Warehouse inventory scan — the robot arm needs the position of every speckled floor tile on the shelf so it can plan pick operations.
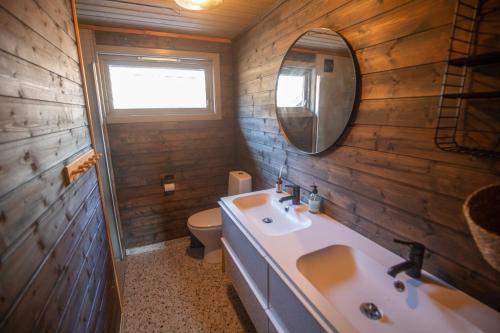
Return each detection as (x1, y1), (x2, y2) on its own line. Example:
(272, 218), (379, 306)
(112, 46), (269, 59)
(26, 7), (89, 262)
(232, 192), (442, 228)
(122, 237), (256, 333)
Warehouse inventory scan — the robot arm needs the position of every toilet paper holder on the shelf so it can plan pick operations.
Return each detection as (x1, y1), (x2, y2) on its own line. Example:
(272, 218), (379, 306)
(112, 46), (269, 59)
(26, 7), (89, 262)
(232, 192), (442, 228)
(161, 174), (175, 195)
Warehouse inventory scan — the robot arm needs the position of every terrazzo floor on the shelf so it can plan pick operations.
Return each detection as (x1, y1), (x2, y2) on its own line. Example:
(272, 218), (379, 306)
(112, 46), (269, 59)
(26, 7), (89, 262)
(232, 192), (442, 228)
(122, 237), (256, 333)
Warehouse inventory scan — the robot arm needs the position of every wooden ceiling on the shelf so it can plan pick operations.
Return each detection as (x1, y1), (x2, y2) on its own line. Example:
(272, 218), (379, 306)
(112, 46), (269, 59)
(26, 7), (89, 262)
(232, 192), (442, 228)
(295, 32), (347, 52)
(76, 0), (283, 40)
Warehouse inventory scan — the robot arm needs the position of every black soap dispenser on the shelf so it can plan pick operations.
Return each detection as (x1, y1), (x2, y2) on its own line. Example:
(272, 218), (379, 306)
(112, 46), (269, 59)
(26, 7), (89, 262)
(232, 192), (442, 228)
(276, 176), (283, 193)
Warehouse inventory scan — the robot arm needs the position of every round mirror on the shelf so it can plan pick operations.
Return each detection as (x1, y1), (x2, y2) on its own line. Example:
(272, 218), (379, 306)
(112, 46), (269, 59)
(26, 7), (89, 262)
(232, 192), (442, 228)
(276, 28), (359, 154)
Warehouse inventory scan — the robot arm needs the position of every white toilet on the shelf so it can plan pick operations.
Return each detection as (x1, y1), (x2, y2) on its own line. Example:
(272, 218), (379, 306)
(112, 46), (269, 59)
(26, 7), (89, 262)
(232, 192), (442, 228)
(187, 171), (251, 263)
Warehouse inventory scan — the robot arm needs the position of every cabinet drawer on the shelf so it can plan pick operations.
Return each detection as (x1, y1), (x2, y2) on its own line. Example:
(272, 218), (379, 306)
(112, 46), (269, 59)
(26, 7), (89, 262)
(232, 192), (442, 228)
(221, 207), (268, 302)
(269, 267), (325, 333)
(223, 239), (268, 333)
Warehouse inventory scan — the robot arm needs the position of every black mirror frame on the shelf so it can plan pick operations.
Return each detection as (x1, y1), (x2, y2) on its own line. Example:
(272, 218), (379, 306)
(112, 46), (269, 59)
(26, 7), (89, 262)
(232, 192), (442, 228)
(274, 28), (361, 155)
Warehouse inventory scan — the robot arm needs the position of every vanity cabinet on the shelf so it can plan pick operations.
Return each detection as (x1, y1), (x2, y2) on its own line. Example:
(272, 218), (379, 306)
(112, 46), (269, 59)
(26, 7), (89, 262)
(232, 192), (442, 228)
(222, 209), (268, 301)
(223, 239), (269, 333)
(221, 207), (326, 333)
(268, 267), (325, 333)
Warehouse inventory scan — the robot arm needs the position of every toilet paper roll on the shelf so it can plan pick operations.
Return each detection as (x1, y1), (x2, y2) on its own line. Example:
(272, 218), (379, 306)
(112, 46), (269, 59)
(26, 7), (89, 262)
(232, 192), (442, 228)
(163, 183), (175, 193)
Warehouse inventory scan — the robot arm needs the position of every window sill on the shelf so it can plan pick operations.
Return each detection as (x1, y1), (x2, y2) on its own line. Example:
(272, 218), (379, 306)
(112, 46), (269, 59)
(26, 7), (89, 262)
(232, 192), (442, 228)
(106, 112), (222, 124)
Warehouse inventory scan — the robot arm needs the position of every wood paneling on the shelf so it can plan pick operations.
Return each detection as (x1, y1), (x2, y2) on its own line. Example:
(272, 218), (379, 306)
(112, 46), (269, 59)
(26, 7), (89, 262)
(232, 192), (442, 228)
(92, 31), (235, 248)
(234, 0), (500, 310)
(0, 0), (120, 331)
(76, 0), (283, 39)
(80, 24), (232, 44)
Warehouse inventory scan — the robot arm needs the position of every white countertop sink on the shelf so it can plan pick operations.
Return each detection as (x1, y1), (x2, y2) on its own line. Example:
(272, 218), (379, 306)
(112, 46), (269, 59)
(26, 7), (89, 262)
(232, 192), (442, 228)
(232, 192), (311, 236)
(297, 244), (486, 332)
(220, 189), (500, 333)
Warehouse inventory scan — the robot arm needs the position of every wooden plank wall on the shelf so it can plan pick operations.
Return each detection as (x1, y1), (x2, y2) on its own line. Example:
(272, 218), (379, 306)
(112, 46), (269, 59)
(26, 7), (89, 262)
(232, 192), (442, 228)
(0, 0), (120, 331)
(234, 0), (500, 310)
(92, 31), (235, 248)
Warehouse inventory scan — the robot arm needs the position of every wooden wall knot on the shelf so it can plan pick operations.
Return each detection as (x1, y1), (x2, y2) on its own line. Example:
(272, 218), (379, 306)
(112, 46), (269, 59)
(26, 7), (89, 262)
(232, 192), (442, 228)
(37, 239), (45, 251)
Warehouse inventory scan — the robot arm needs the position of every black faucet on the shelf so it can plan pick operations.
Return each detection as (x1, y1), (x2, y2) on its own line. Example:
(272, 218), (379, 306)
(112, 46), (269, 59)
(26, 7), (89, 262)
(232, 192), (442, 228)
(278, 185), (301, 205)
(387, 239), (426, 279)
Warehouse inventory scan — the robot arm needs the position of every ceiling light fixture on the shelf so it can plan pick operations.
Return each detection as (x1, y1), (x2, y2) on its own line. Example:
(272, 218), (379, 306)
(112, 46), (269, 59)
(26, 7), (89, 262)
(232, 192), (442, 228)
(175, 0), (223, 11)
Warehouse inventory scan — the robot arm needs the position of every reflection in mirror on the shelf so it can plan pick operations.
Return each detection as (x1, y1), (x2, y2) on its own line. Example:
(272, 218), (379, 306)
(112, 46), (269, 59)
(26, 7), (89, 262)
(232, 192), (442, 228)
(276, 28), (358, 154)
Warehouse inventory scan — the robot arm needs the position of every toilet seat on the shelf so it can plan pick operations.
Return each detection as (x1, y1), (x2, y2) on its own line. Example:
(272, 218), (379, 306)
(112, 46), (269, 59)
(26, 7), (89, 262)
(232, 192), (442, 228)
(187, 208), (221, 229)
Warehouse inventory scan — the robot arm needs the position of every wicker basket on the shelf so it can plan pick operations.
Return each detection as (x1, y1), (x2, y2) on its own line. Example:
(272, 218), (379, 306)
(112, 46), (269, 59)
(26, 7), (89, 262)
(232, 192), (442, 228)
(463, 183), (500, 271)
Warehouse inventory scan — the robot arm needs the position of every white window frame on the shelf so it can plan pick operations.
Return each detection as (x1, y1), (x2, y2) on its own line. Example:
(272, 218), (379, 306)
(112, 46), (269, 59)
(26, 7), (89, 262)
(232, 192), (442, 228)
(96, 45), (222, 123)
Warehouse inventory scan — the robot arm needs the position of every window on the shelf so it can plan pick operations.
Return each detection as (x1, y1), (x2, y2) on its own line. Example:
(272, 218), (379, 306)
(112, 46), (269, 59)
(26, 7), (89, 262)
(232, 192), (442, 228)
(108, 66), (207, 109)
(276, 67), (314, 110)
(277, 74), (307, 107)
(97, 47), (221, 123)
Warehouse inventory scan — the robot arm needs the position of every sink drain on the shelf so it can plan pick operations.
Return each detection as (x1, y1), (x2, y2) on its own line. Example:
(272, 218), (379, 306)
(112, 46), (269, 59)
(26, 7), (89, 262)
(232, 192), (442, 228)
(262, 217), (273, 224)
(394, 280), (405, 292)
(360, 302), (382, 320)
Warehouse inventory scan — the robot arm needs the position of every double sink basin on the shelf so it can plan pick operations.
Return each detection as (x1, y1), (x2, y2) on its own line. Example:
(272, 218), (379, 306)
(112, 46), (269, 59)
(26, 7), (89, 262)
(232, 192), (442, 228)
(225, 190), (499, 333)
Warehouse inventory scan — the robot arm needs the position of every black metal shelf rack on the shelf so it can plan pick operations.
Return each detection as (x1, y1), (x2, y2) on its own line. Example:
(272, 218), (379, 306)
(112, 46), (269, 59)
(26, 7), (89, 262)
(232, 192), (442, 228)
(448, 51), (500, 66)
(435, 0), (500, 158)
(443, 91), (500, 99)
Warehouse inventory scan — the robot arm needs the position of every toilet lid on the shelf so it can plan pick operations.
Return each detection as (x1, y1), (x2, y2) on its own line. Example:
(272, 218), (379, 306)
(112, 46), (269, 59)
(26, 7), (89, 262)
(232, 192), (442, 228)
(188, 208), (221, 228)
